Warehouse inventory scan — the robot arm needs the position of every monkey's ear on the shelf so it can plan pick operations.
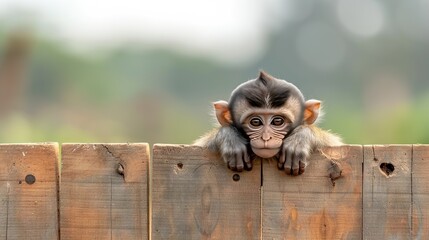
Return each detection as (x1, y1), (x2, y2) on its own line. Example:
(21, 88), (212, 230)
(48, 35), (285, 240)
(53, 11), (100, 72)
(303, 99), (321, 124)
(213, 100), (232, 126)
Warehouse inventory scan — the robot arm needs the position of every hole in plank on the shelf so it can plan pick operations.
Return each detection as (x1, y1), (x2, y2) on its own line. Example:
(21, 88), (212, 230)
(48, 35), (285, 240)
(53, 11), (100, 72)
(232, 174), (240, 182)
(117, 163), (125, 176)
(25, 174), (36, 184)
(380, 162), (395, 176)
(177, 163), (183, 169)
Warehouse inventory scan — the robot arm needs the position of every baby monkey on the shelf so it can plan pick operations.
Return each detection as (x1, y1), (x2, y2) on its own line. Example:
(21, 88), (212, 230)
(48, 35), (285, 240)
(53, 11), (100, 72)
(195, 71), (342, 176)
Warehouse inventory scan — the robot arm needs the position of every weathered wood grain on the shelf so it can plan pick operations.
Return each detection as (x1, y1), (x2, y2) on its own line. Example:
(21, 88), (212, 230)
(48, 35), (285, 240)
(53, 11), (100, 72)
(0, 143), (60, 239)
(60, 143), (149, 240)
(363, 145), (412, 239)
(151, 144), (261, 239)
(411, 144), (429, 238)
(262, 145), (363, 239)
(0, 143), (425, 238)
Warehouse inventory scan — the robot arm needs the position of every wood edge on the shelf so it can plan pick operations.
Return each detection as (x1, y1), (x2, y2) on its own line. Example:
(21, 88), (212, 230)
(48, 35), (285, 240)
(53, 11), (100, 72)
(318, 145), (363, 160)
(153, 144), (205, 156)
(153, 143), (196, 149)
(61, 142), (150, 147)
(363, 144), (414, 156)
(61, 142), (151, 154)
(412, 144), (429, 150)
(363, 144), (413, 148)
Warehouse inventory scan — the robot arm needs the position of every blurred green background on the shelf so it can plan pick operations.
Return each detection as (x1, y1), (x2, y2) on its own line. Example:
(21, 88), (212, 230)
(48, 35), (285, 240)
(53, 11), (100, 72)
(1, 0), (429, 144)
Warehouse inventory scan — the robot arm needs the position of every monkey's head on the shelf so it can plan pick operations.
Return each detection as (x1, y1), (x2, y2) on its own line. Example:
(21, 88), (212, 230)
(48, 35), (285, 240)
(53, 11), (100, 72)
(214, 71), (321, 158)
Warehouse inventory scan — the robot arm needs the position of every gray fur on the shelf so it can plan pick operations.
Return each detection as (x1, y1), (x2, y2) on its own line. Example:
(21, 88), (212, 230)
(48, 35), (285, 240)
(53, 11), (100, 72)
(194, 71), (343, 175)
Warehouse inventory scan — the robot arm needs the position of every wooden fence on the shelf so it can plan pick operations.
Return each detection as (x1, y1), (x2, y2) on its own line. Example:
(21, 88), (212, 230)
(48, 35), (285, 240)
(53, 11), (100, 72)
(0, 143), (427, 239)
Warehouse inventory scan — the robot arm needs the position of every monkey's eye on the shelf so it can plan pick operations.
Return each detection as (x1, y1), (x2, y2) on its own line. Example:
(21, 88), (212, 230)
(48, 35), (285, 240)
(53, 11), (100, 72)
(249, 117), (263, 127)
(271, 117), (285, 126)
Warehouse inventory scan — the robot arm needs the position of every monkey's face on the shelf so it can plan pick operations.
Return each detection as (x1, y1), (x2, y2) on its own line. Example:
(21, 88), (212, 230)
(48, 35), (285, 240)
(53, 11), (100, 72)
(240, 108), (295, 158)
(213, 71), (306, 159)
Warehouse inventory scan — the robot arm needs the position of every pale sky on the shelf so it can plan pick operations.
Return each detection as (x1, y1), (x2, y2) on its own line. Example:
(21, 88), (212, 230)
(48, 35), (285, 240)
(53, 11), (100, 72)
(0, 0), (287, 63)
(0, 0), (407, 66)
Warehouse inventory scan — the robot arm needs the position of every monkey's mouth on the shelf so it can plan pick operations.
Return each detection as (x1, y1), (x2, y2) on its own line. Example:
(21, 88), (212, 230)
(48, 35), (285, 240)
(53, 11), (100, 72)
(252, 147), (280, 159)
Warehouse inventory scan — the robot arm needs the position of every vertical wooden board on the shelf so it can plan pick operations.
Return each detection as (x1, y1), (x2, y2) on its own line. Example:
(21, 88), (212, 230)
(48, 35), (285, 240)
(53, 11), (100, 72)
(363, 145), (412, 239)
(412, 145), (429, 238)
(262, 145), (363, 239)
(0, 143), (60, 239)
(60, 143), (149, 240)
(151, 144), (261, 239)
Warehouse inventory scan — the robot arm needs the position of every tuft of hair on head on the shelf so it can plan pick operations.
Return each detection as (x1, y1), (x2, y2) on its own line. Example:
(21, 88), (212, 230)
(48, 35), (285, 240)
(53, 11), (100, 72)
(258, 70), (275, 86)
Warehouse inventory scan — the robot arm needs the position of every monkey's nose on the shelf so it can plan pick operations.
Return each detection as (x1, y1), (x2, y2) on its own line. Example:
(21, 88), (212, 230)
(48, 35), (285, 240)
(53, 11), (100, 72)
(262, 133), (271, 141)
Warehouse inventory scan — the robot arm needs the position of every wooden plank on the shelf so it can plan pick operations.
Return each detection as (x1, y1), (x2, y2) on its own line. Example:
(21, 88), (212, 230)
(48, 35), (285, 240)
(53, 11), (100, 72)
(262, 145), (363, 239)
(363, 145), (412, 239)
(60, 143), (149, 240)
(0, 143), (60, 239)
(411, 144), (429, 238)
(151, 144), (261, 239)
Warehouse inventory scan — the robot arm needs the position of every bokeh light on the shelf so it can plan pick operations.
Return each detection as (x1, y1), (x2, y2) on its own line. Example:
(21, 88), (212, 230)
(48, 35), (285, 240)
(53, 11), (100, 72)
(337, 0), (385, 38)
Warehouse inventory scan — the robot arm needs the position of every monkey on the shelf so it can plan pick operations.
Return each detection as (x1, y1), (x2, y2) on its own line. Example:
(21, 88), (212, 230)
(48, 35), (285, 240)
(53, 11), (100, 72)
(194, 71), (342, 176)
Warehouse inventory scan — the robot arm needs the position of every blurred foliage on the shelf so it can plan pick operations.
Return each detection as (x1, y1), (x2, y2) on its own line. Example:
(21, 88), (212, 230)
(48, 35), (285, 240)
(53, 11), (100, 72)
(1, 1), (429, 144)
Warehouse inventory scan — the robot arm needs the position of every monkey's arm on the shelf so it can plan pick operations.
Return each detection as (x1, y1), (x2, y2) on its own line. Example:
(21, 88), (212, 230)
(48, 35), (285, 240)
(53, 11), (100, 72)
(194, 126), (252, 171)
(278, 125), (342, 175)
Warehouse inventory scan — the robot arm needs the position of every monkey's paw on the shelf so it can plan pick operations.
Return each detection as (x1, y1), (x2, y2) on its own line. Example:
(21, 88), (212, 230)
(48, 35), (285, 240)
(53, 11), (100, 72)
(278, 137), (311, 176)
(221, 144), (252, 172)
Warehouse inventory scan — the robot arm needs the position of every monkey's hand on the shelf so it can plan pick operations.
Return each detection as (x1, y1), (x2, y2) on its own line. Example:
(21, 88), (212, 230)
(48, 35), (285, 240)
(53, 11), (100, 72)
(212, 126), (252, 172)
(278, 126), (313, 176)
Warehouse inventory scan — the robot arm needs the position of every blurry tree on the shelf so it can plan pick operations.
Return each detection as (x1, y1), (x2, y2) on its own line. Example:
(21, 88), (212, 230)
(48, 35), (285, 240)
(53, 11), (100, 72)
(0, 32), (31, 116)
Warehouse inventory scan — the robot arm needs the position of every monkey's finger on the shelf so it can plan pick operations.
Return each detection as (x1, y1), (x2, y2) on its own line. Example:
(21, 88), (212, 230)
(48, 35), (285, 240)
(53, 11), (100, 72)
(278, 149), (286, 169)
(227, 164), (236, 171)
(226, 155), (237, 171)
(299, 161), (306, 174)
(292, 162), (299, 176)
(235, 152), (244, 172)
(243, 150), (252, 170)
(292, 153), (303, 176)
(284, 151), (293, 175)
